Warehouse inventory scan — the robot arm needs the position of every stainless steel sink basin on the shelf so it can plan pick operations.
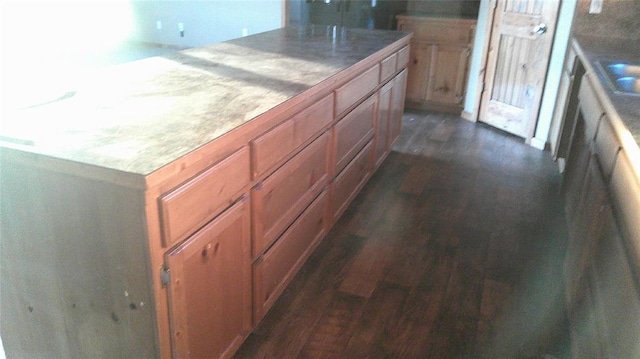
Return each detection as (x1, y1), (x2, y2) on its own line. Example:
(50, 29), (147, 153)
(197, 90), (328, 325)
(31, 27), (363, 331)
(598, 61), (640, 95)
(616, 77), (640, 93)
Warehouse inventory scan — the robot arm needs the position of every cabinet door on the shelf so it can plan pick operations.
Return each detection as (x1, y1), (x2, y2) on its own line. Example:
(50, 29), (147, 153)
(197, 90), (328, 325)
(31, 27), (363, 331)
(374, 81), (393, 168)
(589, 203), (640, 358)
(562, 111), (592, 225)
(165, 199), (251, 359)
(564, 154), (607, 307)
(427, 45), (468, 105)
(405, 43), (433, 103)
(390, 69), (408, 147)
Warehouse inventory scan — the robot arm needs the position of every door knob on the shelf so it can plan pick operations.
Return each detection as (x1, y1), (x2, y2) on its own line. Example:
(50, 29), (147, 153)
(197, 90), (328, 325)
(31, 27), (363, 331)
(533, 23), (547, 35)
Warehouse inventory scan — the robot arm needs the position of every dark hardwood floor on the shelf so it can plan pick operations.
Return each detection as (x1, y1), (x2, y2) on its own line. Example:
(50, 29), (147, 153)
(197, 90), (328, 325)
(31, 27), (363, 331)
(235, 110), (571, 359)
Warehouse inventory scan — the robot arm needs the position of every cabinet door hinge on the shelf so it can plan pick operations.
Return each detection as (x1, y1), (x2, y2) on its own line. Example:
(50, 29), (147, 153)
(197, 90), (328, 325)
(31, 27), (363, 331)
(161, 267), (171, 287)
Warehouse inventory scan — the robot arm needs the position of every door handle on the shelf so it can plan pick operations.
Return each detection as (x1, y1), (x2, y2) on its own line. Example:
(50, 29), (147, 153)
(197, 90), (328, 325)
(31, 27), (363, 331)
(532, 23), (547, 35)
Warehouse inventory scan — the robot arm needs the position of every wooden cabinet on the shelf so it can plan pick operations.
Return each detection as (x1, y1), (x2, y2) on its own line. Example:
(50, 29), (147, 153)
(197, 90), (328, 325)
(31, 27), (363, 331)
(562, 72), (640, 358)
(397, 15), (476, 113)
(165, 198), (251, 359)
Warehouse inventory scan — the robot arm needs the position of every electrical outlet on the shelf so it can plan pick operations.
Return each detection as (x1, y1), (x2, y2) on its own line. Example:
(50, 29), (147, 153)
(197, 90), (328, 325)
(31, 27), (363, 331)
(156, 20), (162, 30)
(589, 0), (603, 14)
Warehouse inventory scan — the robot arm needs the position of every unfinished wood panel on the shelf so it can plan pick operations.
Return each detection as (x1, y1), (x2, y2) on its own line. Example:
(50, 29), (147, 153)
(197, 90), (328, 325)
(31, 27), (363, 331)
(428, 45), (469, 105)
(251, 94), (333, 179)
(165, 198), (251, 359)
(253, 190), (329, 324)
(333, 95), (376, 175)
(0, 160), (155, 358)
(159, 147), (250, 248)
(252, 132), (330, 258)
(335, 65), (380, 118)
(331, 141), (374, 222)
(405, 43), (434, 103)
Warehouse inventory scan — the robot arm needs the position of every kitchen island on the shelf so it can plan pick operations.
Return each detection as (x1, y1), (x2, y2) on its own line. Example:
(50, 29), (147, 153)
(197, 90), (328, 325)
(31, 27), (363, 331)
(0, 26), (411, 358)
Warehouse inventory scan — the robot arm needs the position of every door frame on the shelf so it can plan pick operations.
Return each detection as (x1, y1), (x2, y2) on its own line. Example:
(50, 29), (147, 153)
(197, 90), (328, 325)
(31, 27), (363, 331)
(466, 0), (574, 149)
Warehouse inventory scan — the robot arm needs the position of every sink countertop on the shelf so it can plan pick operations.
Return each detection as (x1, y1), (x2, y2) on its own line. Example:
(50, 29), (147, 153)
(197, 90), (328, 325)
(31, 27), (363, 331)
(0, 26), (410, 177)
(572, 35), (640, 143)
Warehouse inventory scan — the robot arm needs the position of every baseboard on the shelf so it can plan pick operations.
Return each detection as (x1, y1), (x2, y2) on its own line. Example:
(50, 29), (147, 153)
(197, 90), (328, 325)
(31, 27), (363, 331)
(460, 110), (476, 122)
(530, 137), (546, 151)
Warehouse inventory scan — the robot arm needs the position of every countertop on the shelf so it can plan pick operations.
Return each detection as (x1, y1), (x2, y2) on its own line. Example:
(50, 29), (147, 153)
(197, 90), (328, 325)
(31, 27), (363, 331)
(572, 35), (640, 176)
(0, 26), (410, 176)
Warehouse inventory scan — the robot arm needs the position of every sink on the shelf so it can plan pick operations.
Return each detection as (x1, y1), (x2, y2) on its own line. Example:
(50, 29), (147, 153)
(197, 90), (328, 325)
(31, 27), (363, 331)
(616, 77), (640, 93)
(598, 61), (640, 95)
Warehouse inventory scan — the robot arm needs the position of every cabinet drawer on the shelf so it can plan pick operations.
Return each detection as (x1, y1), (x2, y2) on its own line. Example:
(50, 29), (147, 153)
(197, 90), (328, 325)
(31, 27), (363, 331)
(594, 117), (621, 179)
(331, 141), (373, 222)
(609, 150), (640, 266)
(253, 189), (328, 324)
(159, 147), (250, 247)
(333, 95), (376, 175)
(397, 46), (410, 71)
(579, 74), (605, 141)
(335, 64), (380, 117)
(251, 94), (333, 179)
(252, 132), (330, 258)
(380, 53), (398, 83)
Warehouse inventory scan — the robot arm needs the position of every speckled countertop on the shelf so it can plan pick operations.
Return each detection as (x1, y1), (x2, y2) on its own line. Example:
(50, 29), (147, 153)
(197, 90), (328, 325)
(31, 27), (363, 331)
(0, 26), (409, 176)
(572, 35), (640, 145)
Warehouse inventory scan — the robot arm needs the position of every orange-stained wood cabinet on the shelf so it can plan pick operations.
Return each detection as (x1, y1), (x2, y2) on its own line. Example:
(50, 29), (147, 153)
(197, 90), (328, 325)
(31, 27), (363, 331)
(331, 141), (374, 221)
(333, 95), (376, 175)
(252, 131), (330, 258)
(375, 81), (393, 168)
(253, 189), (329, 323)
(165, 198), (251, 359)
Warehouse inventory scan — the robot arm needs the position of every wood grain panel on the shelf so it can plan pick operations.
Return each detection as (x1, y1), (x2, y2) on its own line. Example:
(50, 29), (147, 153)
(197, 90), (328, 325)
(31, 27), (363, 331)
(253, 190), (329, 324)
(333, 95), (376, 175)
(159, 147), (250, 248)
(335, 65), (380, 118)
(252, 132), (330, 258)
(380, 53), (398, 83)
(331, 141), (373, 222)
(165, 198), (251, 359)
(251, 94), (333, 180)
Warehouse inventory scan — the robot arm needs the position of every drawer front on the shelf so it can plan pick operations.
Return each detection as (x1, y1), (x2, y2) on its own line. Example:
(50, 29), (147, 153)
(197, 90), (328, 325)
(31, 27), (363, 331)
(609, 150), (640, 266)
(333, 95), (376, 175)
(396, 46), (410, 71)
(251, 94), (333, 179)
(331, 141), (373, 221)
(159, 147), (250, 247)
(335, 64), (380, 117)
(252, 131), (330, 257)
(380, 53), (398, 83)
(579, 74), (605, 140)
(594, 117), (621, 179)
(253, 189), (328, 324)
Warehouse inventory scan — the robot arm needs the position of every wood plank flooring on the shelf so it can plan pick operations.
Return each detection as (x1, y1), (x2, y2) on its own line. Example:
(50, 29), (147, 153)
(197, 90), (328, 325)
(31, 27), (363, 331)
(235, 110), (570, 359)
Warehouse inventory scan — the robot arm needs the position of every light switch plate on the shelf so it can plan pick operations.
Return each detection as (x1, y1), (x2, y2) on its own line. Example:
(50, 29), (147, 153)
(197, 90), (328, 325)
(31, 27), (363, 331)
(589, 0), (603, 14)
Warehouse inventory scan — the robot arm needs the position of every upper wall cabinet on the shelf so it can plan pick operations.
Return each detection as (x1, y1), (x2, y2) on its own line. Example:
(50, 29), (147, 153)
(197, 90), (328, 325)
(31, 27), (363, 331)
(397, 15), (476, 113)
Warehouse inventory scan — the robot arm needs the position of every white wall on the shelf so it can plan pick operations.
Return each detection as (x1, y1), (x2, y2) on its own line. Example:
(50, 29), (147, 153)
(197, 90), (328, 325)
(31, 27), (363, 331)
(463, 0), (577, 149)
(129, 0), (283, 48)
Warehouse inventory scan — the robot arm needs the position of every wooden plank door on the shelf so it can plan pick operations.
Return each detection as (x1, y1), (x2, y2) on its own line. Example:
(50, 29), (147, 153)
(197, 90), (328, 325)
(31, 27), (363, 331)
(479, 0), (560, 140)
